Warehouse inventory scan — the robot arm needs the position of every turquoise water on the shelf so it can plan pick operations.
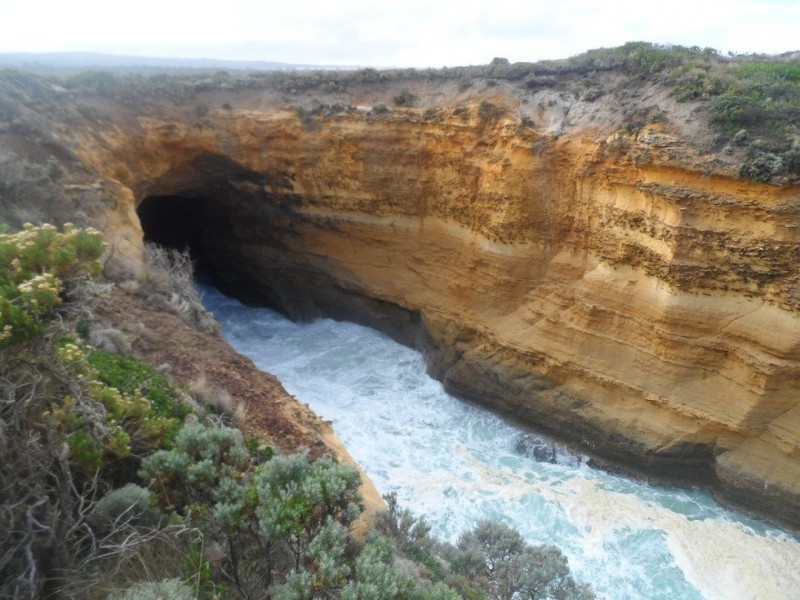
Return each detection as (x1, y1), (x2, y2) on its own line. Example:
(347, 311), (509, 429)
(202, 286), (800, 600)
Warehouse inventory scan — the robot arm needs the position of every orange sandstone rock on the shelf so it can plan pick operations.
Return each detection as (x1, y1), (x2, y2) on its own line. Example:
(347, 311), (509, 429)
(14, 81), (800, 529)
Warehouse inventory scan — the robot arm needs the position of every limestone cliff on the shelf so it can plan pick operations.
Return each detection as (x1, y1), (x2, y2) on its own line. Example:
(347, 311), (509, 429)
(2, 62), (800, 529)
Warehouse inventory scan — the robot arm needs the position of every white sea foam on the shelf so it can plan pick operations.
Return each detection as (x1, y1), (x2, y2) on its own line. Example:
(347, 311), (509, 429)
(202, 286), (800, 600)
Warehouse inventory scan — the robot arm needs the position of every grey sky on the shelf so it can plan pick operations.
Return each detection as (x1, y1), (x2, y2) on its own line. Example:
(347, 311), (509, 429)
(1, 0), (798, 67)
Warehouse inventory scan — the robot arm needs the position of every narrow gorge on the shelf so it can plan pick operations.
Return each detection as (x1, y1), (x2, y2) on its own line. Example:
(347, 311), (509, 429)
(2, 59), (800, 530)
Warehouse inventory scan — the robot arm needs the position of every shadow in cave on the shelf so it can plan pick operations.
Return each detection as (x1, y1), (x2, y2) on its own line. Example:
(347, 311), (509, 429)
(136, 195), (216, 284)
(136, 186), (310, 320)
(136, 192), (433, 350)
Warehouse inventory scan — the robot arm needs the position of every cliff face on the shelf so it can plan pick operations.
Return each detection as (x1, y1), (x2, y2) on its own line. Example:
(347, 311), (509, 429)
(4, 74), (800, 527)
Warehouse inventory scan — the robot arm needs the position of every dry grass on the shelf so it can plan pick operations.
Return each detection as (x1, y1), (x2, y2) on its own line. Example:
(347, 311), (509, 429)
(124, 244), (219, 334)
(187, 374), (246, 426)
(57, 527), (205, 600)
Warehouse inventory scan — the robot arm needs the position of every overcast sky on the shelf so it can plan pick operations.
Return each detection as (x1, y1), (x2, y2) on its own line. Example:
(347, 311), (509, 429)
(1, 0), (798, 67)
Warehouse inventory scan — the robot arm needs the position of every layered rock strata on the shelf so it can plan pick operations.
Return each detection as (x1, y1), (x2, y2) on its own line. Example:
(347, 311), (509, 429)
(10, 83), (800, 528)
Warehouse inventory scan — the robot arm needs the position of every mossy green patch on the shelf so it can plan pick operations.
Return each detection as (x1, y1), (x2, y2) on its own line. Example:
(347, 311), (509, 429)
(87, 350), (190, 422)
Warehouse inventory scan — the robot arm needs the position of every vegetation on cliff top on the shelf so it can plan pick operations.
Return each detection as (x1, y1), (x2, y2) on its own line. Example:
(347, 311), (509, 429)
(563, 43), (800, 181)
(0, 223), (594, 599)
(1, 42), (798, 186)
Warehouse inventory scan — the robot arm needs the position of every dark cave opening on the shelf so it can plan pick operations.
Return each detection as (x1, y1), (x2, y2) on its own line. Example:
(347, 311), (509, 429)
(135, 188), (433, 352)
(137, 195), (206, 260)
(136, 195), (215, 282)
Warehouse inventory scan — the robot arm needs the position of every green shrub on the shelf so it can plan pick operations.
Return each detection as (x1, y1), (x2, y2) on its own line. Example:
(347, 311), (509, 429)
(708, 62), (800, 143)
(373, 497), (596, 599)
(109, 578), (196, 600)
(54, 341), (186, 458)
(271, 520), (351, 599)
(141, 420), (367, 595)
(140, 420), (250, 512)
(739, 148), (784, 182)
(374, 491), (433, 554)
(88, 350), (189, 421)
(89, 483), (159, 533)
(478, 101), (503, 123)
(711, 93), (772, 135)
(355, 67), (382, 83)
(0, 223), (103, 345)
(254, 451), (362, 569)
(341, 535), (415, 600)
(394, 89), (417, 107)
(423, 108), (442, 121)
(453, 520), (595, 600)
(295, 106), (315, 127)
(245, 435), (275, 463)
(732, 61), (800, 84)
(67, 429), (104, 470)
(784, 147), (800, 176)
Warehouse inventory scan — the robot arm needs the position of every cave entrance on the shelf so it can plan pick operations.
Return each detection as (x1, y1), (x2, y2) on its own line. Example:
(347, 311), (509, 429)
(135, 185), (434, 350)
(136, 195), (214, 282)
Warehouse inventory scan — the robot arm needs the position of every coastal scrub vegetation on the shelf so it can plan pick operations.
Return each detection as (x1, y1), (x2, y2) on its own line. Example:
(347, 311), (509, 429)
(561, 43), (800, 179)
(1, 42), (799, 183)
(0, 222), (594, 598)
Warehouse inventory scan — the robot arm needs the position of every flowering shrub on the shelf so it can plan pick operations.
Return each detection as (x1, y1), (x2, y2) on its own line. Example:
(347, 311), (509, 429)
(0, 222), (104, 345)
(0, 224), (189, 471)
(0, 223), (191, 596)
(49, 340), (185, 469)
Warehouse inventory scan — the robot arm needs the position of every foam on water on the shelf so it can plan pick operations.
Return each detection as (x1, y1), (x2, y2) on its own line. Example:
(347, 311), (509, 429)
(202, 286), (800, 600)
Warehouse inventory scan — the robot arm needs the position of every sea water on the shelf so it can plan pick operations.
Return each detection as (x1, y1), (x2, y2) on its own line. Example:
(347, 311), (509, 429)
(201, 286), (800, 600)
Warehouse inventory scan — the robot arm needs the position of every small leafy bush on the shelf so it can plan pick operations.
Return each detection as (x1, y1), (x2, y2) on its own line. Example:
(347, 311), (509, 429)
(478, 101), (503, 123)
(374, 497), (595, 599)
(339, 535), (417, 599)
(89, 483), (159, 533)
(141, 419), (251, 512)
(88, 350), (190, 421)
(453, 520), (595, 600)
(140, 420), (367, 596)
(371, 104), (391, 115)
(109, 578), (196, 600)
(739, 148), (784, 182)
(374, 491), (433, 554)
(783, 147), (800, 176)
(54, 341), (187, 462)
(254, 450), (363, 570)
(394, 89), (417, 107)
(0, 222), (103, 345)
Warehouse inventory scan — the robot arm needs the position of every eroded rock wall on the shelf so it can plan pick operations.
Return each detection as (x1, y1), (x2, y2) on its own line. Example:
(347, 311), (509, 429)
(57, 91), (800, 528)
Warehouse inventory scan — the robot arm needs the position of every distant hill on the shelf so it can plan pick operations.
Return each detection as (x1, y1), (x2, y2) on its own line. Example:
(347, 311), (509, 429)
(0, 51), (345, 75)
